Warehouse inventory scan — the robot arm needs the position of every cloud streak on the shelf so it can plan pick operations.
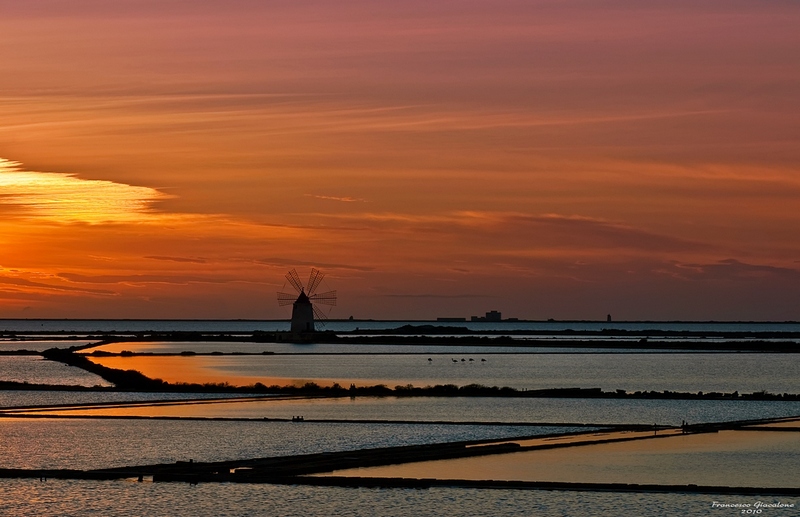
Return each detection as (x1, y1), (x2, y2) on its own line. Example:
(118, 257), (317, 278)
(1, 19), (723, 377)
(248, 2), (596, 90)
(254, 258), (375, 272)
(57, 272), (239, 286)
(145, 255), (207, 264)
(306, 194), (368, 203)
(381, 293), (491, 299)
(667, 259), (800, 283)
(0, 275), (115, 296)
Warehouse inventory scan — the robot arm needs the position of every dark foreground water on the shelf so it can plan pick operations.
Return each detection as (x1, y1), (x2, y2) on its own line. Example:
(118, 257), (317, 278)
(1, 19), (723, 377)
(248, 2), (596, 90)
(1, 480), (796, 517)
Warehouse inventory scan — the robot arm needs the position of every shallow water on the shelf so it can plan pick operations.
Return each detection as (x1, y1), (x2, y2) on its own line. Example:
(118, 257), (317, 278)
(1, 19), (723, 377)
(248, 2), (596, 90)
(3, 320), (800, 512)
(0, 357), (110, 387)
(329, 430), (800, 489)
(0, 340), (95, 352)
(90, 352), (800, 393)
(25, 395), (800, 427)
(89, 340), (732, 355)
(0, 418), (582, 470)
(2, 480), (777, 517)
(0, 391), (267, 410)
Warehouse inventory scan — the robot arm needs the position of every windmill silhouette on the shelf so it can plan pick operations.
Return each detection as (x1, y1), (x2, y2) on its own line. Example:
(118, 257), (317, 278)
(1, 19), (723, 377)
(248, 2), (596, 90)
(277, 268), (337, 332)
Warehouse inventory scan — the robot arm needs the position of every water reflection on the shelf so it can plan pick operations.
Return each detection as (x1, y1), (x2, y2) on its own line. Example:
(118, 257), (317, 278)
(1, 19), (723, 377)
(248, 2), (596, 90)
(0, 418), (577, 470)
(0, 356), (110, 387)
(0, 479), (731, 517)
(89, 353), (800, 393)
(0, 340), (95, 352)
(326, 430), (800, 489)
(0, 390), (260, 410)
(91, 340), (666, 355)
(11, 396), (800, 426)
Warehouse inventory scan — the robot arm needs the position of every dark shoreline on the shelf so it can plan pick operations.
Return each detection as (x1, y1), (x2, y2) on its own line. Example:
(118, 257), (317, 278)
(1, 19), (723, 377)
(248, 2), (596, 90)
(4, 327), (799, 352)
(5, 380), (800, 401)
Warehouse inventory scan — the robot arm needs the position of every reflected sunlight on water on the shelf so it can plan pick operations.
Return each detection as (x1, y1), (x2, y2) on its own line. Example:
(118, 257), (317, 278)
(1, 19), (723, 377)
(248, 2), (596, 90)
(0, 480), (735, 517)
(0, 418), (576, 470)
(327, 430), (800, 488)
(89, 352), (800, 393)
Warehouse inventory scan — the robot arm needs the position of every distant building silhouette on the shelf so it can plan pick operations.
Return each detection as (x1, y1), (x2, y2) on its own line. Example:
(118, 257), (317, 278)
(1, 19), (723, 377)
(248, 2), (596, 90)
(471, 310), (502, 322)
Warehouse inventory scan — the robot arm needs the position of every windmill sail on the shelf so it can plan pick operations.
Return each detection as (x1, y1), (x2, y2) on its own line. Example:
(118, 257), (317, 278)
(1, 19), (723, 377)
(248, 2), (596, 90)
(307, 268), (324, 296)
(285, 269), (304, 293)
(277, 292), (297, 306)
(310, 290), (337, 306)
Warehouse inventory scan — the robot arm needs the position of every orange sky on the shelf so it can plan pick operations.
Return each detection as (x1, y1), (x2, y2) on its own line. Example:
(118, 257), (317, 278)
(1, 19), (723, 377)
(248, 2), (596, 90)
(1, 1), (799, 320)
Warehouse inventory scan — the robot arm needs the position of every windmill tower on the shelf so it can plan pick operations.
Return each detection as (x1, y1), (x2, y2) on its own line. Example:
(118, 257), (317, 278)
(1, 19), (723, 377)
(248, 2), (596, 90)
(277, 268), (337, 332)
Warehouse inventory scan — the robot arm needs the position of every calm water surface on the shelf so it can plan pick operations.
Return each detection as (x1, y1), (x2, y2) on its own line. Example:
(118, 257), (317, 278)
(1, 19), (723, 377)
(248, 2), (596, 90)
(3, 480), (776, 517)
(90, 340), (735, 354)
(30, 395), (800, 427)
(3, 320), (799, 513)
(0, 391), (266, 409)
(0, 357), (110, 387)
(90, 352), (800, 393)
(0, 418), (581, 470)
(328, 430), (800, 489)
(0, 340), (95, 352)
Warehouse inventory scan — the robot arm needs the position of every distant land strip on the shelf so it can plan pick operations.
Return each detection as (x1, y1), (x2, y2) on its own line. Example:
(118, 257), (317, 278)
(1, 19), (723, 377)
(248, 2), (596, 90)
(2, 328), (799, 352)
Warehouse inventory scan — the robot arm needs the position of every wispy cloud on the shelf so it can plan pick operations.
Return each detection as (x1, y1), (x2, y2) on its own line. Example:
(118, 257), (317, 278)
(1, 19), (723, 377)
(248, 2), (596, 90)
(305, 194), (367, 203)
(0, 275), (115, 296)
(441, 211), (704, 255)
(145, 255), (207, 264)
(666, 259), (800, 282)
(381, 293), (491, 299)
(254, 257), (374, 272)
(57, 272), (237, 285)
(312, 210), (709, 254)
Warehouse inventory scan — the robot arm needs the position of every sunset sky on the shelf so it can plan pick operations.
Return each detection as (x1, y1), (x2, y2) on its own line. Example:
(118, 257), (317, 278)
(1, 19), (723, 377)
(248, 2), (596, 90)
(1, 0), (799, 320)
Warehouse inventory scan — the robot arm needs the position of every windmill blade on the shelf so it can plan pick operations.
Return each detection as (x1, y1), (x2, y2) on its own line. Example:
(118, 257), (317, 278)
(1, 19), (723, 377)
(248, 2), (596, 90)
(310, 290), (337, 306)
(312, 304), (328, 321)
(285, 269), (304, 293)
(306, 268), (324, 296)
(312, 305), (328, 329)
(277, 292), (296, 306)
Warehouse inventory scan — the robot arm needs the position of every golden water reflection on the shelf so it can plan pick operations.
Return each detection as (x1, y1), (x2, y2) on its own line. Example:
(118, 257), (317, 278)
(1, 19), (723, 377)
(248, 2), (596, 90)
(89, 356), (327, 387)
(323, 430), (800, 488)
